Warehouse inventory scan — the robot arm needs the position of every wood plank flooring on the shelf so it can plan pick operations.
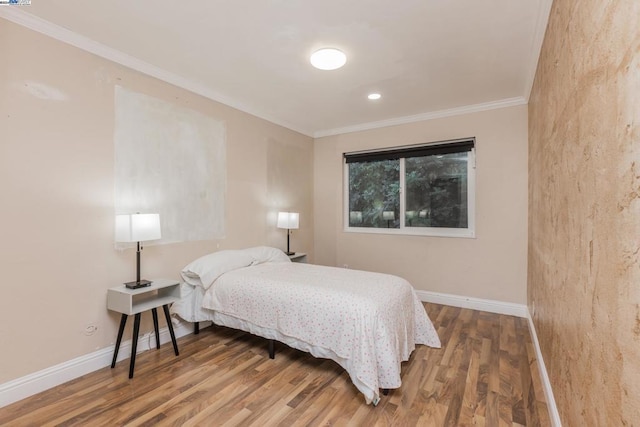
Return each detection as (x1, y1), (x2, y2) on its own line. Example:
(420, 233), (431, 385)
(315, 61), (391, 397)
(0, 303), (551, 426)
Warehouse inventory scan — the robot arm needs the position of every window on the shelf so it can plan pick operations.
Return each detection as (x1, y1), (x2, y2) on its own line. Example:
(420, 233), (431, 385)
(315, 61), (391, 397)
(344, 138), (475, 237)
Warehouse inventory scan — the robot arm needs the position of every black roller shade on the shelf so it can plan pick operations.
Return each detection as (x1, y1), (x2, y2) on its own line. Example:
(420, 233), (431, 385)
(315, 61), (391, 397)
(344, 138), (474, 164)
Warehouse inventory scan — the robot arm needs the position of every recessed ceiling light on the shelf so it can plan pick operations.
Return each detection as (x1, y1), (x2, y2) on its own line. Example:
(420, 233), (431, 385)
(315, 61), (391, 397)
(368, 93), (381, 100)
(310, 48), (347, 70)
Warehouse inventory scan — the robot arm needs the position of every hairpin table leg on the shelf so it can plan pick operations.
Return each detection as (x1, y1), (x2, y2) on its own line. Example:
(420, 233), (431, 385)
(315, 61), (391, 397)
(129, 313), (141, 378)
(163, 305), (179, 356)
(151, 308), (160, 349)
(111, 314), (127, 368)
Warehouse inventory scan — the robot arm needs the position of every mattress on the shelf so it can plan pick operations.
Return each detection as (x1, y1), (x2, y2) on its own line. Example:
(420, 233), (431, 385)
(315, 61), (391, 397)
(172, 259), (440, 404)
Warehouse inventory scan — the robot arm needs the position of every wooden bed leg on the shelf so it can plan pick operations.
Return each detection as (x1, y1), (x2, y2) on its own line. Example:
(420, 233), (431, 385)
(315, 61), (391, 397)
(194, 322), (200, 335)
(268, 339), (275, 359)
(382, 389), (389, 396)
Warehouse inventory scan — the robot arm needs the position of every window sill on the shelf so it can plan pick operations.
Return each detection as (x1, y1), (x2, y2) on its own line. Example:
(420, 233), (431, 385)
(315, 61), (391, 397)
(343, 226), (475, 239)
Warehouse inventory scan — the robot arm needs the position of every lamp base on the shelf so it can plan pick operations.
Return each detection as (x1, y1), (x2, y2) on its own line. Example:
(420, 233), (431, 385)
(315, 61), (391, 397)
(124, 279), (152, 289)
(285, 251), (296, 256)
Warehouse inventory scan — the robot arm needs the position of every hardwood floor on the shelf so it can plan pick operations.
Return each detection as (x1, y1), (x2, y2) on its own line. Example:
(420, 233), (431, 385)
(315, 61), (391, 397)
(0, 303), (551, 426)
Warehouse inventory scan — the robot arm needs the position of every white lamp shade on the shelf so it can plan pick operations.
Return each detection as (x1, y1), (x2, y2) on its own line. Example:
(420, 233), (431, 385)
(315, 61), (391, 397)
(116, 213), (161, 242)
(382, 211), (395, 220)
(277, 212), (299, 229)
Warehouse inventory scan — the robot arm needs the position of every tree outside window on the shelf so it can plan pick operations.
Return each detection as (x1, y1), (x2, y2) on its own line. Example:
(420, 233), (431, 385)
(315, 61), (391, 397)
(348, 159), (399, 228)
(345, 139), (475, 237)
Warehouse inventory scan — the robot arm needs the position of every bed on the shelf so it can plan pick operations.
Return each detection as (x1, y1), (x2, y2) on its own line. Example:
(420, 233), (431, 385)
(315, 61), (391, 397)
(171, 246), (441, 405)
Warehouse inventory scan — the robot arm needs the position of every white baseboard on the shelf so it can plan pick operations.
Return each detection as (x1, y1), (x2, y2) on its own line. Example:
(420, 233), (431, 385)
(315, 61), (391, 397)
(0, 320), (197, 408)
(1, 296), (560, 426)
(415, 290), (529, 317)
(415, 290), (561, 426)
(526, 313), (562, 427)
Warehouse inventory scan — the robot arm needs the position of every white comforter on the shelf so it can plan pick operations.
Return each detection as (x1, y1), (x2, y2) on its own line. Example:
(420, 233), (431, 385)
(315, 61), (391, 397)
(199, 262), (441, 404)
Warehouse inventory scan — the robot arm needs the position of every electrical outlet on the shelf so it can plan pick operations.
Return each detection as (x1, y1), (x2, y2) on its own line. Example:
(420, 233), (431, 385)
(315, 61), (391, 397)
(83, 324), (98, 336)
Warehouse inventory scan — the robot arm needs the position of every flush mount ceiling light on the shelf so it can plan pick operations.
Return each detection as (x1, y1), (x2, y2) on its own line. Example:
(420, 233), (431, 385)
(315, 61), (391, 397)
(310, 48), (347, 70)
(368, 93), (382, 100)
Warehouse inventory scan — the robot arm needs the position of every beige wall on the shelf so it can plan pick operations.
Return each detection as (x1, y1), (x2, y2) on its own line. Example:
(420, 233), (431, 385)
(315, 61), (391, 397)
(528, 1), (640, 424)
(0, 18), (313, 383)
(314, 105), (528, 304)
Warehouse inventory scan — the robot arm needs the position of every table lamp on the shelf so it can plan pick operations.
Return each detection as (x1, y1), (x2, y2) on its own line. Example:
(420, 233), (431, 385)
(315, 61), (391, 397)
(277, 211), (299, 255)
(116, 213), (161, 289)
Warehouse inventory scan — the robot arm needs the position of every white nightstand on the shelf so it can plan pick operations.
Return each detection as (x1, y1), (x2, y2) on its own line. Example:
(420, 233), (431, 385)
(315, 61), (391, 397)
(107, 279), (180, 378)
(288, 253), (307, 263)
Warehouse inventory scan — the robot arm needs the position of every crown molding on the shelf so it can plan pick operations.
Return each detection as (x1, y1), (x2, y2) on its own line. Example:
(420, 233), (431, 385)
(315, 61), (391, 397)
(1, 5), (545, 140)
(313, 97), (528, 138)
(0, 8), (314, 137)
(523, 0), (554, 101)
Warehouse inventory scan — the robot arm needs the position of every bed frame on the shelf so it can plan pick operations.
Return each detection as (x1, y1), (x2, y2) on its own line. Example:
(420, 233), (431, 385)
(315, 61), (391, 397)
(193, 321), (389, 395)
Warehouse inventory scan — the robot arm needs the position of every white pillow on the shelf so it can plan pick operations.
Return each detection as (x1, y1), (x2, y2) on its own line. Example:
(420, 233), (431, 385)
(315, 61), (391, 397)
(181, 250), (255, 289)
(244, 246), (291, 265)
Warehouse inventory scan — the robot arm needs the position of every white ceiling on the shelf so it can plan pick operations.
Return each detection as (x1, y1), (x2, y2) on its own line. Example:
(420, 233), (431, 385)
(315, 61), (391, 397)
(2, 1), (552, 137)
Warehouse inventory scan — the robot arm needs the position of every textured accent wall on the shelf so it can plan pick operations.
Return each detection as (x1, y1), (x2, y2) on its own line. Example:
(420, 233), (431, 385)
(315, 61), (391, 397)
(528, 1), (640, 425)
